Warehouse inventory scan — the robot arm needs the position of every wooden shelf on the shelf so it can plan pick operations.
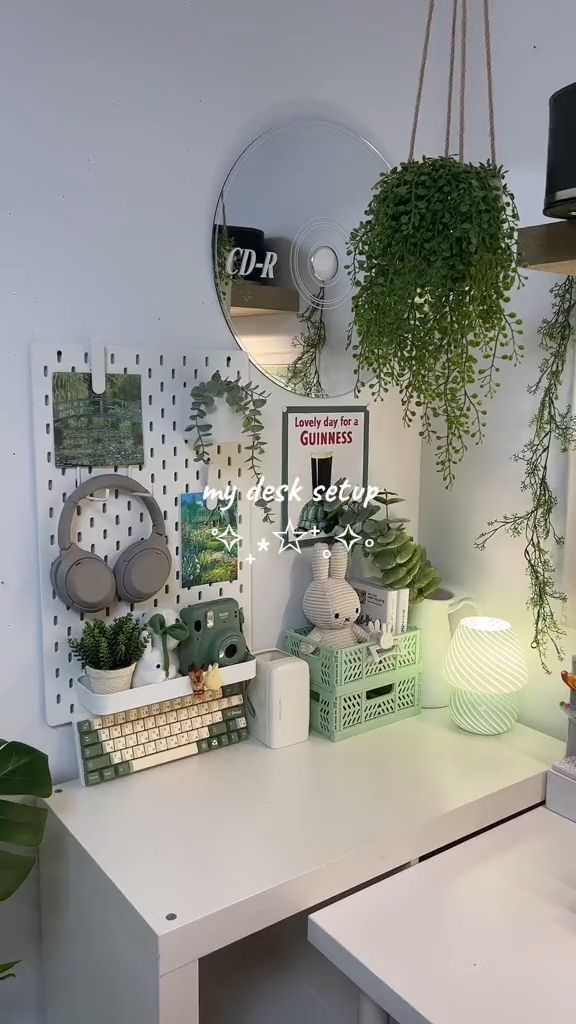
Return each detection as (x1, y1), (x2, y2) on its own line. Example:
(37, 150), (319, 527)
(230, 280), (300, 317)
(518, 221), (576, 273)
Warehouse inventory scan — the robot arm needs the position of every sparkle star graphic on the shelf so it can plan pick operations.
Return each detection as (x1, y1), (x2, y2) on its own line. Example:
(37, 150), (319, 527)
(273, 520), (302, 554)
(308, 526), (322, 537)
(334, 523), (362, 553)
(257, 538), (270, 552)
(245, 552), (256, 565)
(214, 523), (241, 552)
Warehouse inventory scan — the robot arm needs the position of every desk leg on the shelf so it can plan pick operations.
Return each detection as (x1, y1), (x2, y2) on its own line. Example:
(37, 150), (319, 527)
(358, 992), (389, 1024)
(159, 960), (199, 1024)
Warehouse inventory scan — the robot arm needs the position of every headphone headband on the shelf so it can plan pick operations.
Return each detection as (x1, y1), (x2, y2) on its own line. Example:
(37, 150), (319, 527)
(58, 474), (166, 552)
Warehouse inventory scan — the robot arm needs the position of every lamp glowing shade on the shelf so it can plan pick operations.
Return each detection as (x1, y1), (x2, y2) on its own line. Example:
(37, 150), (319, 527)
(444, 616), (528, 735)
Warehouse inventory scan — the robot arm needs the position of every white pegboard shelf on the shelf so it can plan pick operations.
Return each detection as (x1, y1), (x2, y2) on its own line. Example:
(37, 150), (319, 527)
(75, 657), (257, 717)
(31, 344), (253, 727)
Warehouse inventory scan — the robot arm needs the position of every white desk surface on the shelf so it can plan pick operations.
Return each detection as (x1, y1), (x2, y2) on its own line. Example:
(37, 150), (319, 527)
(309, 806), (576, 1024)
(47, 711), (562, 972)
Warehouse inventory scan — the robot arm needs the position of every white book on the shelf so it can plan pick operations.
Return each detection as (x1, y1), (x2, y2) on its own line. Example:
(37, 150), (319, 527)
(382, 588), (398, 635)
(395, 589), (409, 634)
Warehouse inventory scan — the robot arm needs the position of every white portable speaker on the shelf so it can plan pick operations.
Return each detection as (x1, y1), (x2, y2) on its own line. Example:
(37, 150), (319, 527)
(248, 650), (310, 749)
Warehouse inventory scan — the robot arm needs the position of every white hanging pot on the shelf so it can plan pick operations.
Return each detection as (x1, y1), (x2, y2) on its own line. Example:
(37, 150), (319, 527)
(86, 663), (136, 695)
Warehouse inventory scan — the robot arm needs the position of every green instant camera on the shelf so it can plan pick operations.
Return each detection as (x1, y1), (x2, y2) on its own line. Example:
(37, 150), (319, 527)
(177, 599), (247, 674)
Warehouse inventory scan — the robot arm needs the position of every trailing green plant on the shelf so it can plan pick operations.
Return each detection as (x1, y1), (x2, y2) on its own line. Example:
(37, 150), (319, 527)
(303, 484), (441, 603)
(69, 613), (148, 671)
(477, 276), (576, 671)
(215, 227), (236, 304)
(285, 288), (327, 398)
(347, 156), (525, 486)
(0, 738), (52, 981)
(186, 370), (273, 523)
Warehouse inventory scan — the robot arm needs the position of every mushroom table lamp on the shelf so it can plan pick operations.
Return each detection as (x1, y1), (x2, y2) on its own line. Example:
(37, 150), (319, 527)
(444, 616), (528, 735)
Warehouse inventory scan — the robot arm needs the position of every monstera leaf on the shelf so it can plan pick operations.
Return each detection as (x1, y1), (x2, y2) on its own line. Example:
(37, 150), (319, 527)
(0, 739), (52, 981)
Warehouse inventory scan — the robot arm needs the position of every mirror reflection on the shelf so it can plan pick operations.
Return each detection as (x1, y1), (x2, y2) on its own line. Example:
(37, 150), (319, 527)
(212, 121), (389, 397)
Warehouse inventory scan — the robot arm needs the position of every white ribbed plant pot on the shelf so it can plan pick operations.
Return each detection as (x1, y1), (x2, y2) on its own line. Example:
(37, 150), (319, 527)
(87, 663), (136, 695)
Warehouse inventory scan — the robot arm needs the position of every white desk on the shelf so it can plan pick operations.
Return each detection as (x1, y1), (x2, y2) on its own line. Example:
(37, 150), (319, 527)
(309, 806), (575, 1024)
(40, 711), (563, 1024)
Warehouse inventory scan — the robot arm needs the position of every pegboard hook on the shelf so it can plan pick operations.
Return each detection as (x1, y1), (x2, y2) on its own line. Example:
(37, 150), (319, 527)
(90, 338), (106, 395)
(75, 467), (110, 502)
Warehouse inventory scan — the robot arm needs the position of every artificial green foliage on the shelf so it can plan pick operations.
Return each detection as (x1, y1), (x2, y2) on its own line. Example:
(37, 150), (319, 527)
(215, 229), (236, 303)
(69, 614), (148, 671)
(348, 156), (525, 486)
(187, 370), (273, 524)
(0, 739), (52, 981)
(285, 288), (327, 398)
(309, 485), (441, 603)
(477, 276), (576, 671)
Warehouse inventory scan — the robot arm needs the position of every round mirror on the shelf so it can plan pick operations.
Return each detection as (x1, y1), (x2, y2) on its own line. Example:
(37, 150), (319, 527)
(212, 121), (389, 397)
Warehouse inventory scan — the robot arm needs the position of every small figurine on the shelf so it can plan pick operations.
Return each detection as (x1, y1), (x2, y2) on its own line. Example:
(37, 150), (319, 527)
(561, 669), (576, 692)
(188, 666), (205, 694)
(204, 663), (225, 691)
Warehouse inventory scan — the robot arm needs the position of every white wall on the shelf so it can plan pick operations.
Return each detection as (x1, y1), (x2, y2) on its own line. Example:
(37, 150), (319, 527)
(0, 1), (427, 1020)
(418, 0), (576, 739)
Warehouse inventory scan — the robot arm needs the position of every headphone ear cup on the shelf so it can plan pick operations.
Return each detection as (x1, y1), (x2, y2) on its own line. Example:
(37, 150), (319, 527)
(51, 545), (116, 613)
(114, 537), (172, 603)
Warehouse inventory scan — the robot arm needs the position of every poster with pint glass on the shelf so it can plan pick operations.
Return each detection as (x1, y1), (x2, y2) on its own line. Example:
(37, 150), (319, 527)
(281, 406), (369, 543)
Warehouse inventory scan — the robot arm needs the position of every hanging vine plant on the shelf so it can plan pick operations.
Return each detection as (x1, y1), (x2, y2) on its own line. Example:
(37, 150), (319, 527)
(348, 0), (525, 486)
(186, 370), (273, 524)
(477, 276), (576, 671)
(285, 287), (327, 398)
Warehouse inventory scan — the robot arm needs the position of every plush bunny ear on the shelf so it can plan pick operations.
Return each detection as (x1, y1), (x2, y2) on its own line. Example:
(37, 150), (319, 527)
(329, 544), (348, 579)
(310, 543), (330, 582)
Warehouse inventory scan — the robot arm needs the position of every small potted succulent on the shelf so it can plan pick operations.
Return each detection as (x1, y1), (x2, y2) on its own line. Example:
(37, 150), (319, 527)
(69, 613), (148, 694)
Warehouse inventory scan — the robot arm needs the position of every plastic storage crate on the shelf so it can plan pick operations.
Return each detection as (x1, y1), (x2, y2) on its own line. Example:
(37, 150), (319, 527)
(282, 626), (421, 691)
(281, 627), (423, 742)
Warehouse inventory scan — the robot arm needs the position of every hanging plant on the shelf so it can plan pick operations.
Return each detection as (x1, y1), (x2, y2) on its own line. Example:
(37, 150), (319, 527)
(348, 0), (525, 486)
(186, 370), (273, 524)
(285, 288), (327, 398)
(477, 276), (576, 671)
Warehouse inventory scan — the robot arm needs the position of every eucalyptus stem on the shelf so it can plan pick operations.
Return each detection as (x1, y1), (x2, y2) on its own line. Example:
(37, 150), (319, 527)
(187, 370), (273, 524)
(477, 276), (576, 671)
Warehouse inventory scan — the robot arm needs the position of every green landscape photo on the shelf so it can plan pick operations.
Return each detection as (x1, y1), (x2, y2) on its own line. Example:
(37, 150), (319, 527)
(52, 371), (144, 467)
(181, 492), (238, 587)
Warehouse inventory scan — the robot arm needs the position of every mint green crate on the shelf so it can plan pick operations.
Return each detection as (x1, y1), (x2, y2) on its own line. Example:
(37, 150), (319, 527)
(281, 626), (422, 693)
(309, 668), (422, 741)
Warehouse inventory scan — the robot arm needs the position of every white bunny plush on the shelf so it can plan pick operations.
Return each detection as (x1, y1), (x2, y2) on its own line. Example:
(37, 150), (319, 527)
(302, 543), (370, 650)
(132, 631), (167, 687)
(146, 609), (189, 680)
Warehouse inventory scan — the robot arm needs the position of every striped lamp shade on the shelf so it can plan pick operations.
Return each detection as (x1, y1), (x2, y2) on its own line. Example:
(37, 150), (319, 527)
(444, 616), (528, 735)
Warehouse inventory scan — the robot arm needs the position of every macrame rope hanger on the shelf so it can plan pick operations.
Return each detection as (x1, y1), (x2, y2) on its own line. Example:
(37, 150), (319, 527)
(408, 0), (497, 164)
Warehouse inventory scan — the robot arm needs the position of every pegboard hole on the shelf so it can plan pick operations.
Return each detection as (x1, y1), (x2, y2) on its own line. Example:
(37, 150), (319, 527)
(226, 356), (232, 367)
(56, 694), (61, 704)
(56, 350), (62, 363)
(110, 352), (115, 364)
(55, 667), (60, 678)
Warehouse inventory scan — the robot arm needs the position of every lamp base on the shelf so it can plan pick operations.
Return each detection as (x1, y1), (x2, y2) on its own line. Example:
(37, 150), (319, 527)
(449, 690), (519, 735)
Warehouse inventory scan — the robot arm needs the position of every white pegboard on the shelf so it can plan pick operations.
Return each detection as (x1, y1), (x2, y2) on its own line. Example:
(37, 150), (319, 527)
(31, 343), (252, 727)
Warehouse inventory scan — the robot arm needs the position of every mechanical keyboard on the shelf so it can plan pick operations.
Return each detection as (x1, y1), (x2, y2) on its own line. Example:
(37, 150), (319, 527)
(75, 680), (248, 786)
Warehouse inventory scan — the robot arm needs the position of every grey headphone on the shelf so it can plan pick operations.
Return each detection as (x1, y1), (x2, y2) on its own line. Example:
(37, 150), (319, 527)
(51, 474), (172, 613)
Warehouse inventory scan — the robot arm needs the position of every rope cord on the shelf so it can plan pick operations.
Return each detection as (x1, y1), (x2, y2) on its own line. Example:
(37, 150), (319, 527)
(483, 0), (496, 162)
(444, 0), (458, 156)
(458, 0), (467, 160)
(408, 0), (436, 162)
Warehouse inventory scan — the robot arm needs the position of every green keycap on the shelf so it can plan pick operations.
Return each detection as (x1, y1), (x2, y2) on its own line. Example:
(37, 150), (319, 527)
(115, 762), (132, 777)
(238, 728), (248, 741)
(208, 721), (227, 738)
(222, 707), (243, 721)
(221, 682), (242, 698)
(228, 731), (239, 744)
(81, 731), (100, 747)
(197, 739), (209, 753)
(85, 771), (101, 786)
(218, 733), (229, 747)
(84, 754), (111, 771)
(100, 766), (115, 782)
(208, 737), (219, 750)
(227, 719), (239, 732)
(77, 720), (92, 734)
(82, 743), (103, 760)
